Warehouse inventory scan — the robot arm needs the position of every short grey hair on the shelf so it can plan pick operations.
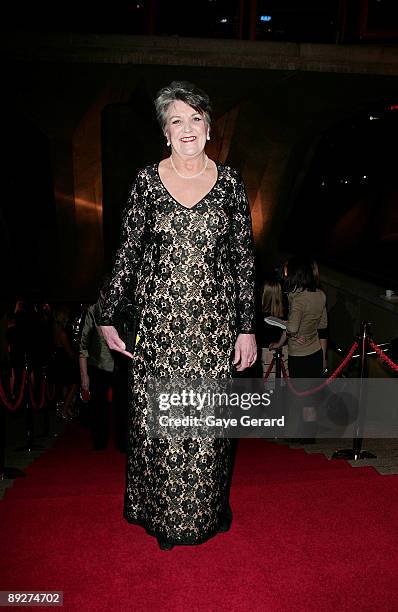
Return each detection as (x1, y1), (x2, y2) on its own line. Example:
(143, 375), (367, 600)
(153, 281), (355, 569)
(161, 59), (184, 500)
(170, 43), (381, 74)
(154, 81), (212, 133)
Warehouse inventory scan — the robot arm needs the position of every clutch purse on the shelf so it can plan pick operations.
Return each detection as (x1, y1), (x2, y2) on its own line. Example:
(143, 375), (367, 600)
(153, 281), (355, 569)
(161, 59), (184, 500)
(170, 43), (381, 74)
(114, 298), (141, 355)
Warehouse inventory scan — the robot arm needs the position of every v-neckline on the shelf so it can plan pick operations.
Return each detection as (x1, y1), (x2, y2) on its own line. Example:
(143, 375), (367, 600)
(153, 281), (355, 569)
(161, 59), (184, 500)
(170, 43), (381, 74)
(156, 161), (220, 210)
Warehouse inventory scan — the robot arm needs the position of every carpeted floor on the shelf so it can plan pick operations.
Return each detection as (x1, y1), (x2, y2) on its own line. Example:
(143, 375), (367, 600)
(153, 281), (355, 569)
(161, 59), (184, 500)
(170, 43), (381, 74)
(2, 424), (398, 611)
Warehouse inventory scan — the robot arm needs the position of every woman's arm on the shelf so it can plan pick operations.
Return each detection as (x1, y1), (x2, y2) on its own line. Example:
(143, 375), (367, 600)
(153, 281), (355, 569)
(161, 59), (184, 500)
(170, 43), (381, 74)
(228, 171), (256, 335)
(100, 173), (147, 327)
(318, 304), (328, 370)
(79, 356), (89, 391)
(320, 338), (328, 371)
(286, 293), (304, 339)
(79, 309), (92, 390)
(269, 330), (287, 350)
(99, 174), (147, 357)
(269, 294), (305, 350)
(229, 171), (257, 370)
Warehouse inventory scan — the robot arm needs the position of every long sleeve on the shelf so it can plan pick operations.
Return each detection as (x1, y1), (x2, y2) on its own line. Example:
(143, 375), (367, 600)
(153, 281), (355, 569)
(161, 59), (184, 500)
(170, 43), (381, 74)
(79, 309), (93, 358)
(229, 171), (256, 334)
(100, 173), (147, 326)
(287, 293), (304, 336)
(318, 303), (328, 331)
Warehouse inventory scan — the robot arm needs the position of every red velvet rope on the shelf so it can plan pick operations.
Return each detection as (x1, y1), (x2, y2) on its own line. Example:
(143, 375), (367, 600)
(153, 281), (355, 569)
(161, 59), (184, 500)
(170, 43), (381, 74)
(263, 356), (275, 380)
(0, 369), (56, 412)
(370, 339), (398, 373)
(0, 370), (27, 412)
(280, 341), (358, 397)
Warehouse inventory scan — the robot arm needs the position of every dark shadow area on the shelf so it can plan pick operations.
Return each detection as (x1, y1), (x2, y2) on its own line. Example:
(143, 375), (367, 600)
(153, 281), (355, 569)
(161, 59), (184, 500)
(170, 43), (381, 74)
(1, 110), (57, 299)
(102, 86), (164, 265)
(281, 101), (398, 287)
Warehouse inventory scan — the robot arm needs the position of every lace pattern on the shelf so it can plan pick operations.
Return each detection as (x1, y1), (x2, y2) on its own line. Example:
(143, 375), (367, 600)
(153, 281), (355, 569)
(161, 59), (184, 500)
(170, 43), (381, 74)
(101, 162), (256, 545)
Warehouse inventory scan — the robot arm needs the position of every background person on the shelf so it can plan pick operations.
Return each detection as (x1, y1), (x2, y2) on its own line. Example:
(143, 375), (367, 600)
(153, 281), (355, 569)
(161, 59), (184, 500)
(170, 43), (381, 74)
(79, 276), (127, 451)
(50, 304), (79, 418)
(270, 256), (327, 441)
(312, 259), (329, 373)
(260, 274), (288, 380)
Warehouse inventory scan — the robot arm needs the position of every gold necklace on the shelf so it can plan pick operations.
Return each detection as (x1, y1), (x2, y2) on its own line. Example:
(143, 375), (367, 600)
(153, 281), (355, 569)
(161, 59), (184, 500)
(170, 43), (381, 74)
(170, 155), (208, 179)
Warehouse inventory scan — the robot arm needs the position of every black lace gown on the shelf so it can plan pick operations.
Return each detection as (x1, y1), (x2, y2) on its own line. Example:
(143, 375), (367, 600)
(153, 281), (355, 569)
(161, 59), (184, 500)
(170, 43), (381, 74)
(100, 162), (256, 546)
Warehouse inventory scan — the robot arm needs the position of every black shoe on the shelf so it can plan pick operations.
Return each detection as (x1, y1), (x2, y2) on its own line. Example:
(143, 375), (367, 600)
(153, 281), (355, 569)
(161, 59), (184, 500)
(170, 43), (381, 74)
(218, 520), (231, 533)
(218, 503), (233, 533)
(218, 513), (232, 533)
(123, 512), (135, 525)
(157, 538), (174, 551)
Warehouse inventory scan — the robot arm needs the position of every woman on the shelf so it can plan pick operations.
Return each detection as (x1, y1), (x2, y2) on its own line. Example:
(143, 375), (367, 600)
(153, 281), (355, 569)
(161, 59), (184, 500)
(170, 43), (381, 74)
(270, 257), (327, 439)
(261, 275), (285, 343)
(260, 275), (288, 379)
(100, 81), (257, 550)
(311, 259), (329, 373)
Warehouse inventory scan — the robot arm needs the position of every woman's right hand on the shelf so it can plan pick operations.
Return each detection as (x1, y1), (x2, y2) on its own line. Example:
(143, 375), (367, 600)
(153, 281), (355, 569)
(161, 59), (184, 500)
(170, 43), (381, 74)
(81, 373), (90, 391)
(99, 326), (134, 359)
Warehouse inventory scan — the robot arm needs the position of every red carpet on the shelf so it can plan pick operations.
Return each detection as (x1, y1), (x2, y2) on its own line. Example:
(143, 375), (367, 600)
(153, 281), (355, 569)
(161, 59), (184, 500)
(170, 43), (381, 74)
(2, 425), (398, 611)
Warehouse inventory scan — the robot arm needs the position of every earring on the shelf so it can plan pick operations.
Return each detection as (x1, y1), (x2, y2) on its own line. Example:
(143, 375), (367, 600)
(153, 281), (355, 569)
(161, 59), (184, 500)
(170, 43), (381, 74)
(166, 140), (170, 147)
(207, 133), (210, 141)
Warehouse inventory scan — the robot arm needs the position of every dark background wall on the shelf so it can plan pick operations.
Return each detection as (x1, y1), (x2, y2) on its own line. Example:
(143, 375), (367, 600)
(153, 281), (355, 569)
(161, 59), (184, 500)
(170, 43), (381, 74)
(1, 35), (398, 301)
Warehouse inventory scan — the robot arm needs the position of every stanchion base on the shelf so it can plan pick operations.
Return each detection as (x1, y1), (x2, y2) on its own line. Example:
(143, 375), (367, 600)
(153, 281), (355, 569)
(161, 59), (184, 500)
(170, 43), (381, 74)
(15, 443), (45, 453)
(332, 448), (377, 460)
(0, 466), (26, 479)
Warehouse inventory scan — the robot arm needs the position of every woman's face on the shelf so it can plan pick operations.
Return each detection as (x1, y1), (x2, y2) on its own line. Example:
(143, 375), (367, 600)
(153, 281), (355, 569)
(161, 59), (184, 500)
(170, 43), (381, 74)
(164, 100), (209, 159)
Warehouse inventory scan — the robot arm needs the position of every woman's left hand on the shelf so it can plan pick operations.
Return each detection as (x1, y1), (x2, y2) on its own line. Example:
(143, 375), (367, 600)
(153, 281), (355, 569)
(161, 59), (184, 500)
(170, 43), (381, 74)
(233, 333), (257, 372)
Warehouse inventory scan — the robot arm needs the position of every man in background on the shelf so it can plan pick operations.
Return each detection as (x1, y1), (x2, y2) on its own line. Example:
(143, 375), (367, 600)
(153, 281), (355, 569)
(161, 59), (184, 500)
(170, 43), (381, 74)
(79, 276), (127, 451)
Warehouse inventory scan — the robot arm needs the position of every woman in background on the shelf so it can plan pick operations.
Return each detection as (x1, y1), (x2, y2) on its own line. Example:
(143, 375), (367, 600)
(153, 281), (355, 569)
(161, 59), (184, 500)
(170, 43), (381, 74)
(311, 260), (328, 373)
(260, 275), (288, 379)
(270, 257), (327, 440)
